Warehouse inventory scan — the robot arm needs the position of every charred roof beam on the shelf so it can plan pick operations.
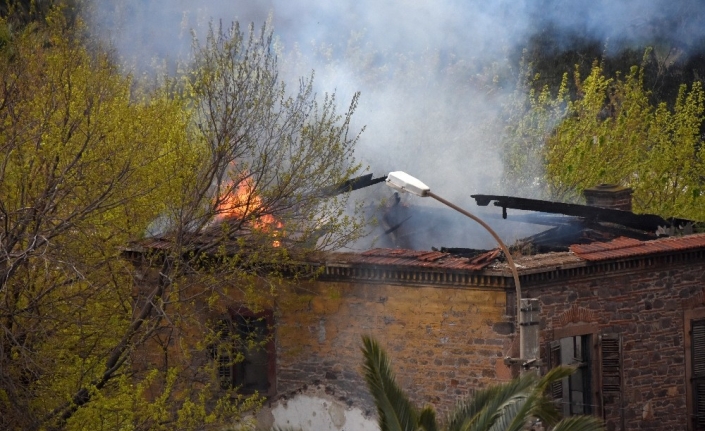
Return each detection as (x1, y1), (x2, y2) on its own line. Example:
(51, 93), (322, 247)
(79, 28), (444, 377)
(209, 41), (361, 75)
(320, 173), (387, 197)
(471, 194), (693, 232)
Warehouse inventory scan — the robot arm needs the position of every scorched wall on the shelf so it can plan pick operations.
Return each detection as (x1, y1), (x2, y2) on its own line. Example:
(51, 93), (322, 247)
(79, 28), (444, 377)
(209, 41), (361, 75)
(274, 279), (514, 417)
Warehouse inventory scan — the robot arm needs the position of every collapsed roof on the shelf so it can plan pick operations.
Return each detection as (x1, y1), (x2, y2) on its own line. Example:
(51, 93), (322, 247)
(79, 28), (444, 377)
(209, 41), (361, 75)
(127, 176), (704, 273)
(318, 190), (705, 278)
(471, 194), (697, 254)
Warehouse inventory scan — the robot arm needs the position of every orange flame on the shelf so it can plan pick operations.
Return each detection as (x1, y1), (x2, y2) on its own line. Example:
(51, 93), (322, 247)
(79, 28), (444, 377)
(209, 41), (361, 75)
(215, 174), (282, 246)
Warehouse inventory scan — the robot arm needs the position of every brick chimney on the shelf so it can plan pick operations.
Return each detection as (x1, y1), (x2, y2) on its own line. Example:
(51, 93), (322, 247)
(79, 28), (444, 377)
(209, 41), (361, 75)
(583, 184), (633, 212)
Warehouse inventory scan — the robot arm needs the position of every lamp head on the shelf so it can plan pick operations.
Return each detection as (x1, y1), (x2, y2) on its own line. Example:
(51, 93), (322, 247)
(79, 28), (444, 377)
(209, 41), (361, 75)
(385, 171), (430, 197)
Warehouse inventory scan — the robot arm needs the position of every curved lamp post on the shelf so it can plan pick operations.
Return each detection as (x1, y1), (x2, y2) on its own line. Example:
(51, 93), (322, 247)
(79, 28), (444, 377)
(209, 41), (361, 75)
(385, 171), (531, 365)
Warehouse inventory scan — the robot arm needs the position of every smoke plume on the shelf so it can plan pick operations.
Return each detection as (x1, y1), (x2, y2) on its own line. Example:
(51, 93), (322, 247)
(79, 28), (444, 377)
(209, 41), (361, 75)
(89, 0), (705, 250)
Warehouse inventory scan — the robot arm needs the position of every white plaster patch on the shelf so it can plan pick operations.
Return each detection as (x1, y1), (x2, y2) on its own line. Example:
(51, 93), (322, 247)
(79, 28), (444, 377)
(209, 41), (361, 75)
(267, 394), (377, 431)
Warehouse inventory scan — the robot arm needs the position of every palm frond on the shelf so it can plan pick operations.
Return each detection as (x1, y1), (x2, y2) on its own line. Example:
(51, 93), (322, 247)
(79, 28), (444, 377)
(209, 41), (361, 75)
(418, 406), (439, 431)
(530, 366), (576, 426)
(527, 387), (561, 427)
(361, 335), (420, 431)
(552, 415), (605, 431)
(446, 372), (538, 431)
(489, 391), (539, 431)
(359, 337), (602, 431)
(536, 365), (575, 393)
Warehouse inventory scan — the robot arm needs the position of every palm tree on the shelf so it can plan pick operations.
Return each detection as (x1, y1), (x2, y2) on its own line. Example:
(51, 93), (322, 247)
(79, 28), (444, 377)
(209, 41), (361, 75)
(361, 335), (604, 431)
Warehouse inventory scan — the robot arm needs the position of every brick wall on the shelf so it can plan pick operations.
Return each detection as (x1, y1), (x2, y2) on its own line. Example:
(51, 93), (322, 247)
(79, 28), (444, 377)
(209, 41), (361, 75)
(583, 184), (633, 211)
(529, 260), (705, 431)
(275, 280), (514, 416)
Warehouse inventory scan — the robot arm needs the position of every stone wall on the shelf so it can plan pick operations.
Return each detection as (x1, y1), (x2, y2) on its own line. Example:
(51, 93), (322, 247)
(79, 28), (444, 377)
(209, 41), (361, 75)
(274, 280), (513, 418)
(528, 260), (705, 431)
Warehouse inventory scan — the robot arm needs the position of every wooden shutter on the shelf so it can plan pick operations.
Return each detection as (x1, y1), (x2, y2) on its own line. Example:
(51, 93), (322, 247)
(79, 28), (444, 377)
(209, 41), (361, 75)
(600, 334), (622, 395)
(692, 319), (705, 430)
(600, 333), (622, 428)
(547, 340), (563, 400)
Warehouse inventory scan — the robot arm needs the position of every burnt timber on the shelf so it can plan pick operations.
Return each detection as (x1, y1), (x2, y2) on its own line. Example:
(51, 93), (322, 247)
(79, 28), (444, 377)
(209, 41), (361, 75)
(472, 194), (693, 232)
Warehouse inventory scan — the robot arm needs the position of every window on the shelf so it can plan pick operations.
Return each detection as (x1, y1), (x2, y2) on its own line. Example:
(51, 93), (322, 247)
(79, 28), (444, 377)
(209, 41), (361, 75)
(686, 309), (705, 430)
(548, 325), (622, 423)
(549, 334), (593, 416)
(211, 308), (275, 396)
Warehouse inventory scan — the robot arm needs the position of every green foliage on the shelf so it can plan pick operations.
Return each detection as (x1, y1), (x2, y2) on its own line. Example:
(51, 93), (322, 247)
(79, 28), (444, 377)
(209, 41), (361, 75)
(0, 0), (69, 26)
(361, 335), (421, 431)
(546, 62), (705, 220)
(503, 56), (705, 221)
(0, 10), (199, 429)
(361, 336), (604, 431)
(0, 7), (366, 431)
(501, 56), (569, 198)
(173, 20), (365, 253)
(516, 22), (705, 114)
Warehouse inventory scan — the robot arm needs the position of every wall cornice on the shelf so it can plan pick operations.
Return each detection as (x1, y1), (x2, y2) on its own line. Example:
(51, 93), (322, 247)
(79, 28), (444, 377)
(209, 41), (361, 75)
(317, 247), (705, 290)
(318, 264), (512, 289)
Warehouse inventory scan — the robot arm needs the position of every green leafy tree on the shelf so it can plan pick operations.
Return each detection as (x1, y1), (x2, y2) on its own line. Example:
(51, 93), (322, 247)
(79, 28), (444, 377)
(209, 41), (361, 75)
(0, 10), (201, 429)
(172, 20), (364, 251)
(0, 0), (67, 25)
(501, 58), (569, 198)
(361, 335), (604, 431)
(502, 56), (705, 221)
(0, 8), (364, 431)
(544, 61), (705, 220)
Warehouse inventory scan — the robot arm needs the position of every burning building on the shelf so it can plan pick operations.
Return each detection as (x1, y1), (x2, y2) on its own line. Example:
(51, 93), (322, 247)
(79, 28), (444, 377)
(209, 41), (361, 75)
(255, 183), (705, 431)
(129, 179), (705, 431)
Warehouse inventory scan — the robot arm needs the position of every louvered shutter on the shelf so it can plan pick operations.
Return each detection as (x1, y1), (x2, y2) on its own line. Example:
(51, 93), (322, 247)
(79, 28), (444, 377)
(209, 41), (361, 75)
(600, 333), (622, 427)
(600, 334), (621, 395)
(692, 319), (705, 430)
(548, 340), (563, 400)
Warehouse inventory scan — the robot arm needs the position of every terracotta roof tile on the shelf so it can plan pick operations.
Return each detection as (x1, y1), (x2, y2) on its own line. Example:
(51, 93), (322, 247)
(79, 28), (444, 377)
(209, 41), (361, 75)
(342, 248), (501, 271)
(570, 233), (705, 261)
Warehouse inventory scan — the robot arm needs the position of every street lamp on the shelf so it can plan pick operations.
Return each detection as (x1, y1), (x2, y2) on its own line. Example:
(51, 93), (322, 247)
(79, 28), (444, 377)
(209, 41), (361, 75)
(385, 171), (535, 366)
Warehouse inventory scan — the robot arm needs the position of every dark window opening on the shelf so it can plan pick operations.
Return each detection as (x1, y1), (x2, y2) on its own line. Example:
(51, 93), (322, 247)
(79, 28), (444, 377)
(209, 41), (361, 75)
(233, 314), (270, 393)
(213, 319), (234, 390)
(210, 309), (275, 396)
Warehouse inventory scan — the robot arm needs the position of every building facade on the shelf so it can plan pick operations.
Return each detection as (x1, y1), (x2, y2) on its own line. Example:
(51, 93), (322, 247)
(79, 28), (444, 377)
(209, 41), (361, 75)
(260, 249), (515, 430)
(258, 233), (705, 431)
(130, 187), (705, 430)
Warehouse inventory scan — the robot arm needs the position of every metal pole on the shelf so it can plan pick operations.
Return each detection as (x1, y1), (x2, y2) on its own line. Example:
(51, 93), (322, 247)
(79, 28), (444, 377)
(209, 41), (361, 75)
(426, 191), (524, 361)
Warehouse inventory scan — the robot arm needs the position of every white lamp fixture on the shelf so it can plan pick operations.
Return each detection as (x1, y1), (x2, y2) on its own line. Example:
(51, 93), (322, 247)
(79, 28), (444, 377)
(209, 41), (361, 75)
(385, 171), (430, 197)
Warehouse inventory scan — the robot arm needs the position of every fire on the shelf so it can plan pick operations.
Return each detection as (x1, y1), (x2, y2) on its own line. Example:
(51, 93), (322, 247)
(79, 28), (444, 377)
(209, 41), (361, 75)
(215, 174), (282, 246)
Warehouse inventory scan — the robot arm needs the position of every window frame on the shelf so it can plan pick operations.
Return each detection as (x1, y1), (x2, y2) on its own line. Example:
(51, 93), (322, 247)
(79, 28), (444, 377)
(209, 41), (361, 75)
(213, 307), (276, 397)
(551, 323), (600, 417)
(684, 308), (705, 430)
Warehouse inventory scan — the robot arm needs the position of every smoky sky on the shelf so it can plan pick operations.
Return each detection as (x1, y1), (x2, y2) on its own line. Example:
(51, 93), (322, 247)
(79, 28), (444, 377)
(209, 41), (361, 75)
(90, 0), (705, 250)
(93, 0), (705, 61)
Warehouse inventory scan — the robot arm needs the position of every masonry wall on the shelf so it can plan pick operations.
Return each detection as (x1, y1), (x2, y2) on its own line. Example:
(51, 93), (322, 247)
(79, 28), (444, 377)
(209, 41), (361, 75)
(274, 280), (514, 418)
(528, 257), (705, 431)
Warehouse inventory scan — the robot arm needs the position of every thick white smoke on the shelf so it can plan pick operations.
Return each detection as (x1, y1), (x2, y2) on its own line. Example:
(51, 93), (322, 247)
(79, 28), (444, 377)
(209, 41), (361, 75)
(88, 0), (705, 250)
